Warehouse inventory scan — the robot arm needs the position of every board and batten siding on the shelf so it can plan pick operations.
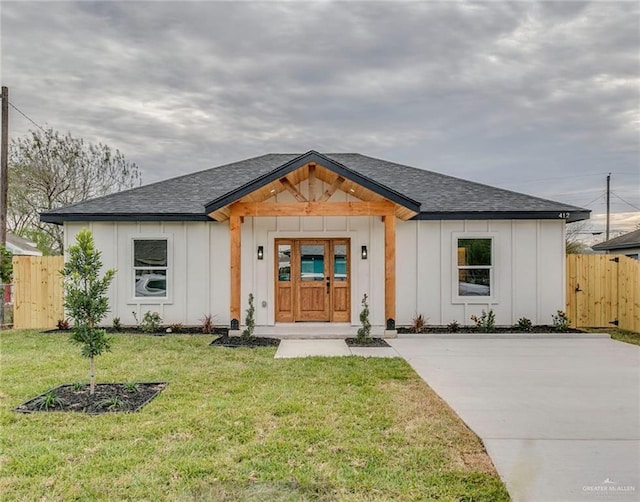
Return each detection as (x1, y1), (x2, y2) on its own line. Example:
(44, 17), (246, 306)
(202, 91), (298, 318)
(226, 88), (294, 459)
(64, 197), (566, 327)
(64, 221), (230, 327)
(395, 219), (566, 326)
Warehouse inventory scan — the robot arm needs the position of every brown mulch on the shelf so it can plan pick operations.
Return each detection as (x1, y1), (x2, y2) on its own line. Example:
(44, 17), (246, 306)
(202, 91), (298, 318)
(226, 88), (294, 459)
(14, 382), (167, 414)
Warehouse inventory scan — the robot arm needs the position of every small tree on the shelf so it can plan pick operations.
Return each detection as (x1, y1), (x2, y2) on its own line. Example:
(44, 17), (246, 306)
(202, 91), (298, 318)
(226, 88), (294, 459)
(61, 229), (115, 394)
(242, 293), (256, 338)
(356, 294), (371, 343)
(0, 246), (13, 326)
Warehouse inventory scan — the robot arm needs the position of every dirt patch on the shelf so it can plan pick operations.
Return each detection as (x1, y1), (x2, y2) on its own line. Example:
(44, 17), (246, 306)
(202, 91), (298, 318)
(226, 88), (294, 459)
(14, 382), (167, 414)
(210, 336), (280, 348)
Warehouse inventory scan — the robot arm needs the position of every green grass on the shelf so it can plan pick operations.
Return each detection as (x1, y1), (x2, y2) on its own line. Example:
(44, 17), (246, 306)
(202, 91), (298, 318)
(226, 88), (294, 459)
(0, 330), (509, 501)
(587, 327), (640, 346)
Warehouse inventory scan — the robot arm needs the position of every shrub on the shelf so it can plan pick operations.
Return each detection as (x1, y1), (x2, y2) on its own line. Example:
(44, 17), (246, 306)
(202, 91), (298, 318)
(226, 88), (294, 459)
(516, 317), (533, 332)
(140, 311), (162, 334)
(411, 314), (427, 333)
(112, 317), (122, 332)
(447, 320), (460, 332)
(33, 391), (65, 411)
(552, 311), (571, 332)
(470, 310), (495, 333)
(61, 229), (115, 395)
(201, 314), (216, 334)
(169, 323), (184, 334)
(356, 294), (372, 342)
(97, 395), (125, 412)
(242, 294), (255, 338)
(123, 382), (139, 393)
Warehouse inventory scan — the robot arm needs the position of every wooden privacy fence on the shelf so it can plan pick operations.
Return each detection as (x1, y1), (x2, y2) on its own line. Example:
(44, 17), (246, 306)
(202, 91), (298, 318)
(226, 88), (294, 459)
(12, 256), (64, 330)
(566, 254), (640, 333)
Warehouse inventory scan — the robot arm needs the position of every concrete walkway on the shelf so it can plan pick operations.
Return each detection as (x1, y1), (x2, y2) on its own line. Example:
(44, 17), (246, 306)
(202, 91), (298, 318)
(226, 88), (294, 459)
(274, 339), (399, 358)
(388, 335), (640, 502)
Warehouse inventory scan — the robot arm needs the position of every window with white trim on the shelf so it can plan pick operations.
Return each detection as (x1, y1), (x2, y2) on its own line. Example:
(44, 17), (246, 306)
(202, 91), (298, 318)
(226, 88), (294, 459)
(457, 238), (492, 297)
(133, 239), (168, 298)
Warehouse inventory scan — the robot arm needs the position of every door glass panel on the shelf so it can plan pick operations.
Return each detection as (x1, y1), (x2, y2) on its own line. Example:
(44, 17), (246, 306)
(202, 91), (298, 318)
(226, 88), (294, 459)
(333, 244), (347, 281)
(278, 244), (291, 281)
(300, 244), (324, 281)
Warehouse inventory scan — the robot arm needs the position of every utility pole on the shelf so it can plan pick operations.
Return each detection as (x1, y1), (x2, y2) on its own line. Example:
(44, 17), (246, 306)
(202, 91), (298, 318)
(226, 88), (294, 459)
(0, 86), (7, 328)
(606, 173), (611, 241)
(0, 86), (7, 248)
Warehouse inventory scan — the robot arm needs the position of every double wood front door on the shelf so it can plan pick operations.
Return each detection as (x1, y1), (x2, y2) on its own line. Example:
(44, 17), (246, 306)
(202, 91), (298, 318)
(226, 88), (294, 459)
(275, 239), (350, 322)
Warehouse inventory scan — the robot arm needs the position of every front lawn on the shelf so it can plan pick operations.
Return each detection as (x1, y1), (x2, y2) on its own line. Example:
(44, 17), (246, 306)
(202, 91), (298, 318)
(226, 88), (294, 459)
(586, 327), (640, 346)
(0, 330), (509, 501)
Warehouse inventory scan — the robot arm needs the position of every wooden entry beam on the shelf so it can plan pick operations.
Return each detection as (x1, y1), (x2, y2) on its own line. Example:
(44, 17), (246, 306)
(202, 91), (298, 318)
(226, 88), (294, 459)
(229, 215), (241, 329)
(230, 201), (396, 218)
(384, 215), (396, 329)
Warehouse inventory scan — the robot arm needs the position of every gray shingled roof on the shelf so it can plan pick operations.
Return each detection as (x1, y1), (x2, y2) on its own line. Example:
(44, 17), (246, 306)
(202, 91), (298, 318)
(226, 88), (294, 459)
(592, 229), (640, 251)
(41, 151), (589, 223)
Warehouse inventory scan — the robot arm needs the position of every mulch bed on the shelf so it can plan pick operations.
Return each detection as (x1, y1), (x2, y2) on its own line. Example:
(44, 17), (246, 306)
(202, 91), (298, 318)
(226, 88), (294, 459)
(210, 336), (280, 348)
(43, 327), (229, 336)
(397, 325), (583, 334)
(14, 382), (167, 414)
(345, 337), (391, 347)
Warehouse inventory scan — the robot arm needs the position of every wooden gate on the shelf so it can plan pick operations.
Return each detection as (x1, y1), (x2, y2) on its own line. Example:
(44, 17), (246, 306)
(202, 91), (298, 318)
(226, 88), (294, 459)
(566, 254), (640, 333)
(12, 256), (64, 329)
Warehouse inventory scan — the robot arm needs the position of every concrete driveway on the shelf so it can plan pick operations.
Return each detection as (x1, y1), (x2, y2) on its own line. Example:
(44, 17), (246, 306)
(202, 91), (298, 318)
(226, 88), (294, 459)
(388, 335), (640, 502)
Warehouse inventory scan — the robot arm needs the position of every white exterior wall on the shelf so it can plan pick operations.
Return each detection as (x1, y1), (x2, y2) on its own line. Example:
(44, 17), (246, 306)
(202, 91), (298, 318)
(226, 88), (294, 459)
(64, 221), (230, 327)
(395, 219), (566, 326)
(65, 191), (567, 328)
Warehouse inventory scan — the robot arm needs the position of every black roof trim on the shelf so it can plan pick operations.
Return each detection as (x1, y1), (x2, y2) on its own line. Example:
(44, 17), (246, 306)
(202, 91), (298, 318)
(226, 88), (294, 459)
(204, 150), (422, 214)
(413, 210), (591, 223)
(40, 213), (213, 225)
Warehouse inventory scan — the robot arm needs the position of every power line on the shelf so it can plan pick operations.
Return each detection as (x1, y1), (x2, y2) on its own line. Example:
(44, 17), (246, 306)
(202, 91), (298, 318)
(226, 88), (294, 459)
(580, 192), (607, 208)
(7, 101), (46, 132)
(611, 191), (640, 211)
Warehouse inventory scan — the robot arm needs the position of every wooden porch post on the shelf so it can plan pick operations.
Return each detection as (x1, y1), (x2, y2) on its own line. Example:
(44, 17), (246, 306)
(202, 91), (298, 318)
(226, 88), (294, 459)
(229, 215), (241, 329)
(384, 215), (396, 329)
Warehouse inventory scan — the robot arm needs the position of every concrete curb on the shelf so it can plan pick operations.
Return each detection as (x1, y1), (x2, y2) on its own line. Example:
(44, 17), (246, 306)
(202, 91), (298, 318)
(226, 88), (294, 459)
(396, 332), (611, 340)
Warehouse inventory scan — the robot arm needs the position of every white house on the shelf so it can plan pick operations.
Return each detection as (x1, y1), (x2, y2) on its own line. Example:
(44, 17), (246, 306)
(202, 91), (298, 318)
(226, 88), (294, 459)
(41, 151), (589, 332)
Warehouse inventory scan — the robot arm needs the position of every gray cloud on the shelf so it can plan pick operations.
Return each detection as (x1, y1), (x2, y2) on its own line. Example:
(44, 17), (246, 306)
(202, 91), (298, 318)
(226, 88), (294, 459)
(2, 1), (638, 231)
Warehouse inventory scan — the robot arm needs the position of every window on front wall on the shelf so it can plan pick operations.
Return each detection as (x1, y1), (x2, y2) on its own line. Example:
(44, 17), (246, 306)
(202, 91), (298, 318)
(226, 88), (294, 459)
(457, 238), (492, 297)
(133, 239), (168, 298)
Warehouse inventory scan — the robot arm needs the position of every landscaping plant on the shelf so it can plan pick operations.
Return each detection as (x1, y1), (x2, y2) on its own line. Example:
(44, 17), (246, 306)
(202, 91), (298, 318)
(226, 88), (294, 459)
(470, 309), (495, 333)
(201, 314), (216, 334)
(140, 311), (162, 333)
(516, 317), (533, 332)
(552, 310), (571, 332)
(411, 313), (427, 333)
(447, 320), (460, 332)
(242, 293), (255, 338)
(60, 228), (115, 395)
(357, 293), (372, 342)
(112, 317), (122, 332)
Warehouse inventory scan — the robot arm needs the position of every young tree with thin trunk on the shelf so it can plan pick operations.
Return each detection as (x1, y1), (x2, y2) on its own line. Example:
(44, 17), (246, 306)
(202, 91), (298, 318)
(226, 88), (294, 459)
(61, 229), (115, 394)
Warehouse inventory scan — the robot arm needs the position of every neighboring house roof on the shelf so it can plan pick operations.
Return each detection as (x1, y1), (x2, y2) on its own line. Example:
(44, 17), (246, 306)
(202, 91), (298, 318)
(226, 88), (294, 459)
(6, 233), (42, 256)
(592, 229), (640, 251)
(41, 150), (590, 224)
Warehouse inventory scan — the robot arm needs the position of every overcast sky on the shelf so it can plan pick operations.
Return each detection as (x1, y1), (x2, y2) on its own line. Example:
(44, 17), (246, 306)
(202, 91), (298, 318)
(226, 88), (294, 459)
(1, 1), (638, 236)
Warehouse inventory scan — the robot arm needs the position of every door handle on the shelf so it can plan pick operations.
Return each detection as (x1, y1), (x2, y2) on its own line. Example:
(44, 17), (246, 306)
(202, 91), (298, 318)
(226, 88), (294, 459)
(326, 280), (330, 294)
